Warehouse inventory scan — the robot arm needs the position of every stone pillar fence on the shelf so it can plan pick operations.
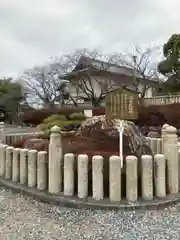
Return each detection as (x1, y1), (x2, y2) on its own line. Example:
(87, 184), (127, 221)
(0, 121), (42, 145)
(0, 124), (179, 204)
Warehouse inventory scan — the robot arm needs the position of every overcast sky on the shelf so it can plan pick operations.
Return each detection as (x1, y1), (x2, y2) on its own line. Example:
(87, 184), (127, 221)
(0, 0), (180, 78)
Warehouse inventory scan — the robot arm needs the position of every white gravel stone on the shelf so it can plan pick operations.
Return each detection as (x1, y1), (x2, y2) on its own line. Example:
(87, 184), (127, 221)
(0, 187), (180, 239)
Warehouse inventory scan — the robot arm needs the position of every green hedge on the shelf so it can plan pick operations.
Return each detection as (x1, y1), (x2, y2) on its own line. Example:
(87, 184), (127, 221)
(69, 112), (86, 120)
(43, 114), (67, 123)
(38, 115), (83, 134)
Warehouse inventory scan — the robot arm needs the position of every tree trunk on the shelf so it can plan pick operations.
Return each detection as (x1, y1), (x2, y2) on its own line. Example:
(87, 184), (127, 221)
(138, 97), (145, 106)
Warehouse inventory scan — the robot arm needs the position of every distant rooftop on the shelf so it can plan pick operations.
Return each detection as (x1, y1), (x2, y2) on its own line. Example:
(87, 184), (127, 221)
(60, 55), (160, 86)
(72, 56), (142, 78)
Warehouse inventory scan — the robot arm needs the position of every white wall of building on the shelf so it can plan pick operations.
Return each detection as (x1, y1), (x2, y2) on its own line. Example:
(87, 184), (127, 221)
(66, 77), (153, 105)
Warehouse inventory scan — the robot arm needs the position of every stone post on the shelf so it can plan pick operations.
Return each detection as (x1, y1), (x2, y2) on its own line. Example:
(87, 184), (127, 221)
(163, 126), (178, 194)
(20, 148), (29, 184)
(0, 145), (6, 177)
(177, 142), (180, 151)
(126, 155), (138, 202)
(141, 155), (153, 200)
(166, 125), (178, 143)
(78, 154), (88, 199)
(0, 122), (5, 144)
(156, 138), (162, 154)
(161, 124), (169, 154)
(109, 155), (121, 202)
(64, 153), (75, 196)
(92, 155), (104, 200)
(28, 149), (37, 187)
(178, 149), (180, 190)
(12, 148), (21, 182)
(166, 143), (179, 194)
(48, 125), (62, 194)
(150, 138), (157, 154)
(5, 146), (14, 179)
(161, 124), (169, 155)
(37, 151), (47, 190)
(163, 125), (177, 158)
(154, 154), (166, 198)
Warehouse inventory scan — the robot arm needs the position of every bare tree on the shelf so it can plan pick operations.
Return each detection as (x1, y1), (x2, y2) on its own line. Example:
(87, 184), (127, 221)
(20, 49), (107, 108)
(21, 47), (161, 108)
(20, 64), (70, 108)
(111, 46), (162, 103)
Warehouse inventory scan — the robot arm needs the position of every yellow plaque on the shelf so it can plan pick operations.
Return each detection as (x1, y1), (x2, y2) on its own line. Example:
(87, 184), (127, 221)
(105, 87), (138, 120)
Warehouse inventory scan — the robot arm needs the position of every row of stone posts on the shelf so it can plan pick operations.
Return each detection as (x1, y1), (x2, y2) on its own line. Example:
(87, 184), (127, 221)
(47, 124), (179, 202)
(0, 145), (48, 190)
(0, 123), (179, 203)
(48, 125), (167, 202)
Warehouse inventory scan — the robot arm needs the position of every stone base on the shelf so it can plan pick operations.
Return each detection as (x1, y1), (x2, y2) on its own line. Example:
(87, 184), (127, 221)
(0, 177), (180, 211)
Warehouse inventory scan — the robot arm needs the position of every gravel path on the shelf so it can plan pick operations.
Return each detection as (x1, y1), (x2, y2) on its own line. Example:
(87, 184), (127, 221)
(0, 187), (180, 239)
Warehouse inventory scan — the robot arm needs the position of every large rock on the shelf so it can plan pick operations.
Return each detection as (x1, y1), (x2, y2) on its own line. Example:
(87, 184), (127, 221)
(74, 115), (153, 197)
(75, 115), (152, 158)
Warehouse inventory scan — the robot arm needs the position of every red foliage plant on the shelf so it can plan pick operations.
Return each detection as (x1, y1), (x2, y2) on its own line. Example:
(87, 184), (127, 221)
(63, 135), (100, 154)
(20, 107), (85, 125)
(92, 107), (105, 116)
(12, 135), (49, 151)
(137, 103), (180, 128)
(12, 136), (35, 148)
(91, 104), (180, 129)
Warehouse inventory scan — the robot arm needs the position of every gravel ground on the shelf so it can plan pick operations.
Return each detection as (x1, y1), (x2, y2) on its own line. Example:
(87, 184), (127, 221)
(0, 187), (180, 239)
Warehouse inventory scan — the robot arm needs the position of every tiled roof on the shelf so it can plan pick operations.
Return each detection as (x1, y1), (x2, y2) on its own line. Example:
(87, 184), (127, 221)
(74, 56), (142, 78)
(60, 55), (159, 87)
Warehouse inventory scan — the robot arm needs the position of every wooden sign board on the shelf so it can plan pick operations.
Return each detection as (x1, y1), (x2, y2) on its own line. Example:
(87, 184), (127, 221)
(105, 87), (138, 120)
